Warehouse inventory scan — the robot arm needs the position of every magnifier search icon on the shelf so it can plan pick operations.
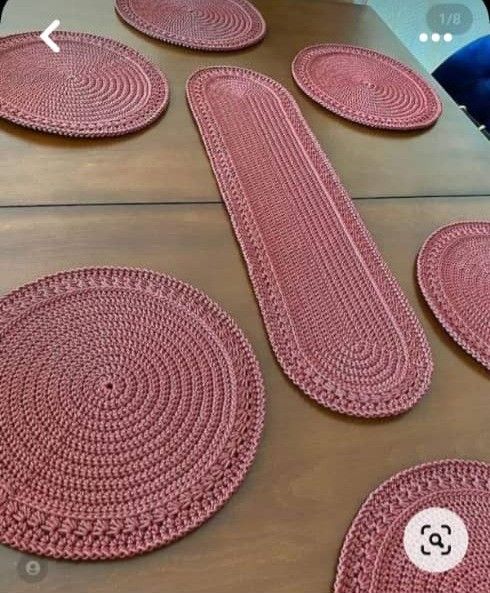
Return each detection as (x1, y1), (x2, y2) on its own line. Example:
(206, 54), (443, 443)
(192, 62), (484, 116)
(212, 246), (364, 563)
(429, 532), (444, 548)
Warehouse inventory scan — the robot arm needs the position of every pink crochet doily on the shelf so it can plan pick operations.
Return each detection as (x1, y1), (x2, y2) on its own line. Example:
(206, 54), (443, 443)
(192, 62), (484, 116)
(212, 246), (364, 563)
(0, 268), (265, 560)
(187, 66), (433, 418)
(335, 460), (490, 592)
(115, 0), (266, 51)
(0, 32), (169, 138)
(417, 221), (490, 370)
(292, 44), (442, 130)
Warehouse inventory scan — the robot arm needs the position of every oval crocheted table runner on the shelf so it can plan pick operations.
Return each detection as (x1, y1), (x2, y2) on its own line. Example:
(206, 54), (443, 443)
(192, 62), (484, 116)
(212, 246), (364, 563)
(0, 268), (265, 560)
(417, 221), (490, 370)
(187, 66), (433, 418)
(115, 0), (266, 51)
(0, 32), (169, 138)
(292, 44), (442, 130)
(335, 460), (490, 592)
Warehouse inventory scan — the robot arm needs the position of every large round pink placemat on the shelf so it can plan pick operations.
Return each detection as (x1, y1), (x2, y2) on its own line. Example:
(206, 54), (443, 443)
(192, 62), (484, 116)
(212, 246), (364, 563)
(0, 268), (265, 560)
(417, 221), (490, 370)
(0, 32), (169, 137)
(115, 0), (266, 51)
(292, 44), (442, 130)
(335, 460), (490, 592)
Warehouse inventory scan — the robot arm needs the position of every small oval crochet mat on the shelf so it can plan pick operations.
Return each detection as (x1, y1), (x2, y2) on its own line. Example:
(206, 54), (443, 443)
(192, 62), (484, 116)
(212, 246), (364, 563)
(0, 268), (265, 560)
(115, 0), (266, 51)
(417, 221), (490, 370)
(335, 460), (490, 592)
(292, 44), (442, 130)
(187, 67), (433, 418)
(0, 32), (169, 138)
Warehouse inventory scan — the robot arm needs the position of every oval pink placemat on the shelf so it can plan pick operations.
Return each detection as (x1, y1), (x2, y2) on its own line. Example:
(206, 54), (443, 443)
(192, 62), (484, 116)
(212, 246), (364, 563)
(335, 460), (490, 592)
(187, 66), (433, 418)
(417, 221), (490, 370)
(292, 44), (442, 130)
(0, 268), (265, 560)
(0, 32), (169, 138)
(115, 0), (266, 51)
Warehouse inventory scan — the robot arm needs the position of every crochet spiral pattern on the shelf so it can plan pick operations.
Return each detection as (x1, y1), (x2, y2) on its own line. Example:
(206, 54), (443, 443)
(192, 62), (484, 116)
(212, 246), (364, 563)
(417, 221), (490, 370)
(335, 460), (490, 592)
(115, 0), (266, 51)
(0, 268), (265, 560)
(187, 66), (433, 418)
(292, 44), (442, 130)
(0, 32), (169, 138)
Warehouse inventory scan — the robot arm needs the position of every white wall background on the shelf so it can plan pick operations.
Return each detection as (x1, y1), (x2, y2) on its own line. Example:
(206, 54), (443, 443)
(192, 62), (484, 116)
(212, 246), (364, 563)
(328, 0), (490, 71)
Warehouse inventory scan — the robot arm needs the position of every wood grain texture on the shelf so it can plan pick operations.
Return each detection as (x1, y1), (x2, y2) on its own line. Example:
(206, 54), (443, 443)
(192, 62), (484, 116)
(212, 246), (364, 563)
(0, 197), (488, 593)
(0, 0), (488, 205)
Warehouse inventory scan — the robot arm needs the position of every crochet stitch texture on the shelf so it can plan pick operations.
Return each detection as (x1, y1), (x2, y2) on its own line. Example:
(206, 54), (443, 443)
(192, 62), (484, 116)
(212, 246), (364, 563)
(417, 221), (490, 370)
(335, 460), (490, 592)
(115, 0), (266, 51)
(187, 66), (433, 418)
(292, 44), (442, 130)
(0, 32), (169, 137)
(0, 268), (265, 560)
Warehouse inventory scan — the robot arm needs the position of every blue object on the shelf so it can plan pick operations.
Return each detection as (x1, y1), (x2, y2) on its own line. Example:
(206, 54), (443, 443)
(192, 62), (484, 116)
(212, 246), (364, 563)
(433, 34), (490, 128)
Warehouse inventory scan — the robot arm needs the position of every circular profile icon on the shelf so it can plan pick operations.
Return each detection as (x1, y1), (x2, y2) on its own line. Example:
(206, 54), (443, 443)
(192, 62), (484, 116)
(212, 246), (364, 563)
(403, 507), (469, 573)
(16, 555), (48, 584)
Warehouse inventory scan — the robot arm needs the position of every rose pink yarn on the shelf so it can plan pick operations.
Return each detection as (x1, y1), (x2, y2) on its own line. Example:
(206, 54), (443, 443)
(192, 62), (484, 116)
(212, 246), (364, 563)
(115, 0), (266, 51)
(292, 44), (442, 130)
(0, 268), (265, 560)
(335, 460), (490, 592)
(417, 221), (490, 370)
(187, 66), (433, 418)
(0, 32), (169, 138)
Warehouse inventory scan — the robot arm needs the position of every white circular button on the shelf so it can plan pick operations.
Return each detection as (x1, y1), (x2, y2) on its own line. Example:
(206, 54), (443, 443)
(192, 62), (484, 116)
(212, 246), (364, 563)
(403, 507), (469, 573)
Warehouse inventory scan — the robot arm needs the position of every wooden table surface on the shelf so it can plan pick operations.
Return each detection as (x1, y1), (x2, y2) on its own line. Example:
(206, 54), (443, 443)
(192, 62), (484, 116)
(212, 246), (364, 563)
(0, 0), (489, 205)
(0, 196), (488, 593)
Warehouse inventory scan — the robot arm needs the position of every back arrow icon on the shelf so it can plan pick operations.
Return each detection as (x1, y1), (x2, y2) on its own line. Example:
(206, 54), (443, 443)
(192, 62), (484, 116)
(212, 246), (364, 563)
(40, 20), (61, 53)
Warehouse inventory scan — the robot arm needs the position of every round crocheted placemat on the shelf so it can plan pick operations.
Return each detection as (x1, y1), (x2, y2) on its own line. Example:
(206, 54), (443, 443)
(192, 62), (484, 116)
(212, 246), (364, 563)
(0, 32), (169, 138)
(0, 268), (265, 560)
(115, 0), (266, 51)
(417, 221), (490, 370)
(335, 460), (490, 592)
(292, 44), (442, 130)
